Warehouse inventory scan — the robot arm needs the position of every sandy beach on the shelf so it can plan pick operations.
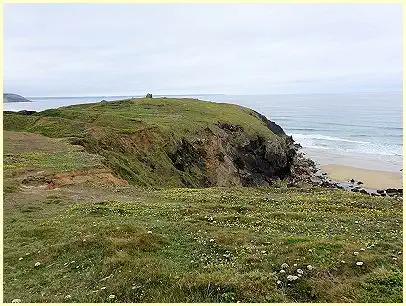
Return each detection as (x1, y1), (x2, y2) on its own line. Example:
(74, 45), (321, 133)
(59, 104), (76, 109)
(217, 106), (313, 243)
(320, 164), (403, 189)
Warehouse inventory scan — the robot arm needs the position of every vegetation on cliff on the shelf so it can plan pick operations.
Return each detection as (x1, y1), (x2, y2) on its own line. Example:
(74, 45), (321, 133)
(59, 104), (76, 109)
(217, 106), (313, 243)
(4, 98), (310, 188)
(3, 98), (402, 303)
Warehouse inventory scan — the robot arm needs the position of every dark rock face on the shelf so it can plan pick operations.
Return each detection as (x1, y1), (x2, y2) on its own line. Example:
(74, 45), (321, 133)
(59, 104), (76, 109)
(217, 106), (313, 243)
(249, 110), (286, 136)
(146, 93), (153, 98)
(166, 124), (306, 187)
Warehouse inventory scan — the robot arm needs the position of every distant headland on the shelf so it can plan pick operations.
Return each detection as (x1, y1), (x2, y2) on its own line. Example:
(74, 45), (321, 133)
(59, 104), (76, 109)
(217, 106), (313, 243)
(3, 93), (31, 103)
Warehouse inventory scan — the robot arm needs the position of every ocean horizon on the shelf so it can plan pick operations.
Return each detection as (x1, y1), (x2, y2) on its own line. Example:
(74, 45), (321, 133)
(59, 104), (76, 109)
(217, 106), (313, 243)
(3, 92), (402, 172)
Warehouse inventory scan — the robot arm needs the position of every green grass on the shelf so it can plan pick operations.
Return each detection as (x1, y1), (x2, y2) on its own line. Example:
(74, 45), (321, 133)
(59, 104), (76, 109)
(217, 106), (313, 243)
(3, 100), (403, 302)
(3, 185), (402, 303)
(4, 98), (283, 187)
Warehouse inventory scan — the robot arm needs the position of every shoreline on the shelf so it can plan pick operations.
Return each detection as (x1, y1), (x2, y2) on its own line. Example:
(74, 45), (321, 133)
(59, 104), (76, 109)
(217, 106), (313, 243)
(299, 147), (402, 190)
(320, 164), (402, 190)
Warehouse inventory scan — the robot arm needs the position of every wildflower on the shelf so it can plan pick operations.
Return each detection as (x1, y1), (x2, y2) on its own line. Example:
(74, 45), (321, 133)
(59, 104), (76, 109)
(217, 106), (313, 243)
(279, 269), (286, 273)
(287, 275), (298, 281)
(353, 252), (359, 256)
(108, 295), (116, 299)
(307, 265), (313, 270)
(297, 269), (304, 275)
(34, 262), (41, 267)
(147, 231), (152, 234)
(11, 299), (21, 303)
(19, 257), (23, 261)
(356, 261), (364, 266)
(281, 263), (289, 269)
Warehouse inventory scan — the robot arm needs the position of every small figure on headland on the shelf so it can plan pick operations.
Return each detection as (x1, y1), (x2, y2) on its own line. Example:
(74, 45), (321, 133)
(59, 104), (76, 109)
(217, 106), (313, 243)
(146, 93), (152, 98)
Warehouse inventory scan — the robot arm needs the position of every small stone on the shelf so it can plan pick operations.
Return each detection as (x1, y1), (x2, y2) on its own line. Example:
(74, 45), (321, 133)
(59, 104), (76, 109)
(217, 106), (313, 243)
(100, 287), (106, 290)
(64, 295), (71, 300)
(293, 263), (297, 267)
(109, 295), (116, 299)
(353, 252), (359, 256)
(341, 260), (346, 263)
(297, 269), (304, 274)
(11, 299), (21, 303)
(306, 265), (313, 270)
(279, 269), (286, 273)
(147, 231), (152, 234)
(34, 262), (41, 267)
(19, 257), (23, 261)
(276, 280), (282, 285)
(356, 261), (364, 266)
(360, 248), (365, 251)
(25, 253), (30, 256)
(209, 239), (215, 242)
(281, 263), (289, 269)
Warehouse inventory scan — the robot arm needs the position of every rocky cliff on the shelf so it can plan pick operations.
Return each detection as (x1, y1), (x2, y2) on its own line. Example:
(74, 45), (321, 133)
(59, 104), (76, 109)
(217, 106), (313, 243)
(3, 98), (315, 187)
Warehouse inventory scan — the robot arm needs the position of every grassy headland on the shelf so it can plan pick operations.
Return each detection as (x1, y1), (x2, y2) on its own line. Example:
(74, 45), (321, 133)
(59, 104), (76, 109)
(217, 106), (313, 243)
(3, 98), (402, 303)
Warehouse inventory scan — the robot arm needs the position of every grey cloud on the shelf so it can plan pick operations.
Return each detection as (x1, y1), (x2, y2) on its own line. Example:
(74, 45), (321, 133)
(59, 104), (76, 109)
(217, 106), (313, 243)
(4, 3), (402, 96)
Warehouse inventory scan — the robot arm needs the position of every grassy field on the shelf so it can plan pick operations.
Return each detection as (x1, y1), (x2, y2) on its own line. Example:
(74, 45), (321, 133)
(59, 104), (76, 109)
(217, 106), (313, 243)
(3, 133), (403, 303)
(3, 184), (403, 303)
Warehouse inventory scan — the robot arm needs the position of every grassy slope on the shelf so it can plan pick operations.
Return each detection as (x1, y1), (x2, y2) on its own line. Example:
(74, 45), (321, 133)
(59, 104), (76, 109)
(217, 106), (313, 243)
(3, 131), (403, 303)
(4, 98), (281, 188)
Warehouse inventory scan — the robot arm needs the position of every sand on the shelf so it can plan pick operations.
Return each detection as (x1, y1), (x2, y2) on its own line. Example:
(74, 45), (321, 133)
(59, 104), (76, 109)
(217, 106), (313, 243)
(321, 164), (403, 190)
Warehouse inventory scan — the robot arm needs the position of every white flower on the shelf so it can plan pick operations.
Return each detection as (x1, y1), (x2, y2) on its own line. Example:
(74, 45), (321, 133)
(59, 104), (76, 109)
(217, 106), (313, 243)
(353, 252), (359, 256)
(64, 295), (71, 300)
(147, 231), (152, 234)
(19, 257), (23, 261)
(306, 265), (313, 270)
(108, 295), (116, 299)
(279, 269), (286, 273)
(34, 262), (41, 267)
(356, 261), (364, 266)
(297, 269), (304, 274)
(287, 275), (298, 281)
(11, 299), (21, 303)
(281, 263), (289, 269)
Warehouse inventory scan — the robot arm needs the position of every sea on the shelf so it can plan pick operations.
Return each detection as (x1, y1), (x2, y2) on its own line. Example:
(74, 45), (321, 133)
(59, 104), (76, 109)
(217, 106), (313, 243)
(3, 92), (403, 172)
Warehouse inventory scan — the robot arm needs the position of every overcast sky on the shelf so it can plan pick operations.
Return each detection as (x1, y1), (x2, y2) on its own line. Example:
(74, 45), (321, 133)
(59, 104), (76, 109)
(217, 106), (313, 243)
(4, 4), (402, 96)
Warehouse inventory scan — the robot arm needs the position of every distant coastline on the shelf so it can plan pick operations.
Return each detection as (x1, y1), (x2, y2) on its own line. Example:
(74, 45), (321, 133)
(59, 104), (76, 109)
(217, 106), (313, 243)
(3, 93), (31, 103)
